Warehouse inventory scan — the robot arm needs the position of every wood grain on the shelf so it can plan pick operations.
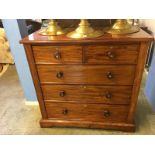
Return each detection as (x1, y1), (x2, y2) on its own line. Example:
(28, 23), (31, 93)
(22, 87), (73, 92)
(20, 29), (153, 44)
(37, 65), (136, 85)
(127, 42), (151, 123)
(84, 44), (139, 64)
(45, 102), (129, 123)
(33, 45), (82, 64)
(23, 45), (47, 118)
(20, 26), (153, 131)
(42, 85), (132, 104)
(40, 119), (135, 131)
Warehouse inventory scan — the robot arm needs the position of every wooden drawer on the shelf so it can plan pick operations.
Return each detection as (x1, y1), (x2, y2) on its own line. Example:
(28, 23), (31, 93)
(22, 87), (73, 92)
(45, 102), (129, 123)
(37, 65), (136, 85)
(32, 45), (82, 64)
(84, 44), (139, 64)
(42, 85), (132, 104)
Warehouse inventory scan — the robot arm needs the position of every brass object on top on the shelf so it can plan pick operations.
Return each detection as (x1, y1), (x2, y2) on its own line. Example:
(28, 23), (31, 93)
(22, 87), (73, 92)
(67, 19), (104, 39)
(107, 19), (140, 35)
(127, 19), (134, 25)
(39, 19), (65, 36)
(133, 19), (140, 26)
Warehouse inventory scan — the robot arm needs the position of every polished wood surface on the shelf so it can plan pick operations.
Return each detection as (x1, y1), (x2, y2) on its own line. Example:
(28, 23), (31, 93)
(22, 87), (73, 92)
(37, 65), (136, 85)
(21, 27), (153, 132)
(33, 45), (83, 64)
(40, 119), (135, 131)
(127, 42), (151, 123)
(33, 44), (139, 65)
(42, 85), (132, 104)
(45, 102), (129, 123)
(20, 29), (153, 44)
(24, 45), (47, 118)
(85, 44), (139, 64)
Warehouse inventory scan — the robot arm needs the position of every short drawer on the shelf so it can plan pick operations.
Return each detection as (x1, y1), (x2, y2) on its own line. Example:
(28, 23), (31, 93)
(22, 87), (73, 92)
(45, 102), (129, 123)
(84, 44), (139, 64)
(42, 85), (132, 104)
(37, 65), (136, 85)
(32, 45), (82, 64)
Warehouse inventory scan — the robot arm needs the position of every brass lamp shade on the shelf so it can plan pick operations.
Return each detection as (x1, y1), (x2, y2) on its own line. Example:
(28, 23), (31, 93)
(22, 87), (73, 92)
(67, 19), (104, 39)
(39, 19), (65, 36)
(107, 19), (140, 35)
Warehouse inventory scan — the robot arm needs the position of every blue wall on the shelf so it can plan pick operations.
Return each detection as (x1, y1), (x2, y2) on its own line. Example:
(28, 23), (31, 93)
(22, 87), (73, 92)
(2, 19), (37, 101)
(145, 46), (155, 111)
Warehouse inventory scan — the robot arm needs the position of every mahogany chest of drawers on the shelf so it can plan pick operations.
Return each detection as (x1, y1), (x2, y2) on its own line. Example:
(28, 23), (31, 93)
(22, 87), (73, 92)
(21, 29), (153, 131)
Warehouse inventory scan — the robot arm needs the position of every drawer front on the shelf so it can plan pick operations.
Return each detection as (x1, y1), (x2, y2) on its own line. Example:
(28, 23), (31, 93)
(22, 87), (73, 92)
(45, 102), (129, 123)
(33, 45), (82, 64)
(37, 65), (136, 85)
(42, 85), (132, 104)
(84, 44), (139, 64)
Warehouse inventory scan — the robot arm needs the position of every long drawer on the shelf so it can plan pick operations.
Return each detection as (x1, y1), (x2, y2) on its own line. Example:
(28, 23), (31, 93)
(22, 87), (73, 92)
(84, 44), (139, 64)
(37, 65), (136, 85)
(42, 85), (132, 104)
(45, 102), (129, 123)
(33, 45), (82, 64)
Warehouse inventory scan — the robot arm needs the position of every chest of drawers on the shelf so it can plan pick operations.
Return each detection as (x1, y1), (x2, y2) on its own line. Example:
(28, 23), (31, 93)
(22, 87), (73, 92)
(21, 29), (153, 131)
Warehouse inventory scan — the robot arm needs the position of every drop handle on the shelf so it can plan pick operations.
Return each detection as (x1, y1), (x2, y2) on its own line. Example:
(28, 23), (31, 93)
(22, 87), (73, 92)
(62, 108), (68, 115)
(107, 51), (115, 59)
(106, 72), (113, 79)
(105, 92), (112, 99)
(103, 110), (111, 117)
(56, 72), (63, 78)
(59, 90), (66, 97)
(54, 51), (61, 59)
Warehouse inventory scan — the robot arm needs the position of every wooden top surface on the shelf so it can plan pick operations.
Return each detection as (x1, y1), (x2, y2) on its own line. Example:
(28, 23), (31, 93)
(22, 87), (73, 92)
(20, 28), (154, 44)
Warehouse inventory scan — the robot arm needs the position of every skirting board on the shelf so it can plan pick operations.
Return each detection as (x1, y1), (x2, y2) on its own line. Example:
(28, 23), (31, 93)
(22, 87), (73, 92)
(25, 100), (39, 106)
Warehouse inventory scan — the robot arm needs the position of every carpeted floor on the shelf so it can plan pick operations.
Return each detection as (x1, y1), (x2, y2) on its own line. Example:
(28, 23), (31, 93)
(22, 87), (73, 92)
(0, 65), (155, 135)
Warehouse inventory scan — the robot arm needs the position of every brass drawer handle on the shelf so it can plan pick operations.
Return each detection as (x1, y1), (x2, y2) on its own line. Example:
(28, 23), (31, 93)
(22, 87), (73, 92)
(54, 51), (61, 59)
(62, 108), (68, 115)
(59, 90), (66, 97)
(56, 72), (63, 78)
(105, 92), (112, 99)
(103, 110), (111, 117)
(107, 51), (115, 59)
(106, 72), (113, 79)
